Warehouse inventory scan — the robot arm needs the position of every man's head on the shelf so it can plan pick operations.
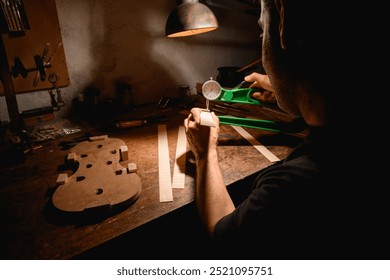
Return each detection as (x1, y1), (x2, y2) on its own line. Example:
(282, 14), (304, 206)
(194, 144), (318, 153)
(259, 0), (358, 125)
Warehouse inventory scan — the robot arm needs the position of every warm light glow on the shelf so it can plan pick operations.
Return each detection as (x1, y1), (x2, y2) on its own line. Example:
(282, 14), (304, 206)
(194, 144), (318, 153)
(167, 27), (217, 38)
(165, 0), (218, 38)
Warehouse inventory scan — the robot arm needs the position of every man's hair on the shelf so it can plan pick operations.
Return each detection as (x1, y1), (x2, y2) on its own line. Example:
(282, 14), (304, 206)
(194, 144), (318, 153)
(262, 0), (367, 127)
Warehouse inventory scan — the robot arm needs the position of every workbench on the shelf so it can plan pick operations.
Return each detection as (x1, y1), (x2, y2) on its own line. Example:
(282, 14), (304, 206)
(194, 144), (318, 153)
(0, 103), (303, 259)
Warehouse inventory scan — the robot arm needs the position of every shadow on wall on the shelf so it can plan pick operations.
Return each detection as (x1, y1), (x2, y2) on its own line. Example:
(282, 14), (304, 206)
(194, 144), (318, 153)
(88, 1), (178, 104)
(0, 0), (261, 121)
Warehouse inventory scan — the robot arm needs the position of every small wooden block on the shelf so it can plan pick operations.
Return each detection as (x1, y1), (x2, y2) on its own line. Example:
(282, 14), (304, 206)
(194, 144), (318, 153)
(67, 152), (77, 164)
(200, 110), (216, 127)
(56, 173), (68, 185)
(120, 145), (129, 161)
(127, 163), (137, 173)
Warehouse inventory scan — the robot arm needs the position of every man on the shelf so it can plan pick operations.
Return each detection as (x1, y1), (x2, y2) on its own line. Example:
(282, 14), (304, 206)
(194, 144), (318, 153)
(184, 0), (387, 259)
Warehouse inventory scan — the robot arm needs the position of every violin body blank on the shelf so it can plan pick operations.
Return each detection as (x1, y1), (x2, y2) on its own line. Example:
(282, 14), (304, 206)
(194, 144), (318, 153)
(53, 136), (142, 214)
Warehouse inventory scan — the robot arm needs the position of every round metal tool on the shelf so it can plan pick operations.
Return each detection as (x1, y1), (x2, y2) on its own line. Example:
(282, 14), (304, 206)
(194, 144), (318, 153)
(202, 77), (222, 100)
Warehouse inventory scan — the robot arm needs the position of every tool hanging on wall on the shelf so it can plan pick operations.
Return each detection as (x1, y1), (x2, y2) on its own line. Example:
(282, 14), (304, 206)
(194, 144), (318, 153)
(11, 52), (51, 80)
(9, 41), (63, 86)
(48, 88), (58, 111)
(33, 42), (62, 86)
(48, 71), (65, 111)
(0, 0), (30, 35)
(32, 42), (50, 86)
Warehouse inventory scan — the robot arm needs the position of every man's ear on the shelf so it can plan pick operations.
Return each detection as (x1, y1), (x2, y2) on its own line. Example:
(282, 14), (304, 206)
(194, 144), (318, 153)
(274, 0), (287, 49)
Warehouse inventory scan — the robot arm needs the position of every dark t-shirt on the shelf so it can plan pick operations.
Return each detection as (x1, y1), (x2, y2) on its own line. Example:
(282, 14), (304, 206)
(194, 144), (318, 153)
(212, 127), (389, 259)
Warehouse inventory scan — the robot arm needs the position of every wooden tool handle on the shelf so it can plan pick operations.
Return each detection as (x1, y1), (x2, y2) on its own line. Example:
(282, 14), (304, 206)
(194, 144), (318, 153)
(115, 120), (146, 128)
(236, 58), (262, 73)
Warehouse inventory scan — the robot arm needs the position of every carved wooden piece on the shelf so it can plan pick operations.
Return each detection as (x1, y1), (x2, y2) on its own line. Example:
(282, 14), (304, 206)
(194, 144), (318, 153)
(53, 137), (142, 213)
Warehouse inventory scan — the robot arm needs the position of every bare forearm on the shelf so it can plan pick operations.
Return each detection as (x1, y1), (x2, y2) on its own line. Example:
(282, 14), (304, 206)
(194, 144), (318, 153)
(183, 108), (235, 235)
(195, 150), (235, 235)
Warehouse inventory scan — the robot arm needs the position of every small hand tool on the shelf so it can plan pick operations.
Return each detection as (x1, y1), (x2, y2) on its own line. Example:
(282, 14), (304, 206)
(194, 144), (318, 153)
(201, 77), (305, 133)
(114, 116), (169, 129)
(202, 77), (260, 105)
(48, 72), (65, 108)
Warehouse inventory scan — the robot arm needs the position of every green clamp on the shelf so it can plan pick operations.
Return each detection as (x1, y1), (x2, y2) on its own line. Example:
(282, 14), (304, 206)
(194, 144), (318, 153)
(218, 87), (261, 105)
(218, 115), (306, 134)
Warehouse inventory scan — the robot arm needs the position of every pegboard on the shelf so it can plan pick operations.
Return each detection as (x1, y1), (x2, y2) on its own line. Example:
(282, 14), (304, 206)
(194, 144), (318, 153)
(0, 0), (69, 95)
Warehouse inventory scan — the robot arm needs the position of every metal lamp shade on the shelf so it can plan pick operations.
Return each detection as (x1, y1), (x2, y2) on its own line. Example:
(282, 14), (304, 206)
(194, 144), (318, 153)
(165, 0), (218, 37)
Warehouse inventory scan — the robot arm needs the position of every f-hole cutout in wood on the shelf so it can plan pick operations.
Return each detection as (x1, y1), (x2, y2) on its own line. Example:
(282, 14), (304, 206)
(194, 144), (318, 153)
(53, 136), (142, 215)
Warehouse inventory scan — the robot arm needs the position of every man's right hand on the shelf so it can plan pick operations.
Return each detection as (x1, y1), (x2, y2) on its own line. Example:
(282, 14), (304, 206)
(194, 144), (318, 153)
(245, 72), (276, 103)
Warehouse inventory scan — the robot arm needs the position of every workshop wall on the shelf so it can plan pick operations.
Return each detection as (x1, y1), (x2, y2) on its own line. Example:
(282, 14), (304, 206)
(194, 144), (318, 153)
(0, 0), (261, 121)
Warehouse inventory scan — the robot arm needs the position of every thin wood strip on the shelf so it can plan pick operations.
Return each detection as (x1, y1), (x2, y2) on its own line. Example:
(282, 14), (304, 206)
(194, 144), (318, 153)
(157, 124), (173, 202)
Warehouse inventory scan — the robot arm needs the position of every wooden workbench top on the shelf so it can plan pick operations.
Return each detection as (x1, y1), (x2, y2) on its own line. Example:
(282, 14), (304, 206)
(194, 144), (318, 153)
(0, 107), (302, 259)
